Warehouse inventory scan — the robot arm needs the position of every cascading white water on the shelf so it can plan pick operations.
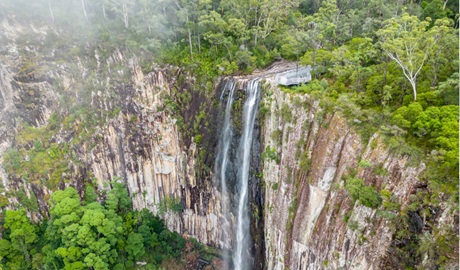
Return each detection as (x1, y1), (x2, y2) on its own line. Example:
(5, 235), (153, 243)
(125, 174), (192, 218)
(216, 80), (236, 269)
(219, 80), (236, 206)
(233, 80), (261, 270)
(216, 79), (260, 270)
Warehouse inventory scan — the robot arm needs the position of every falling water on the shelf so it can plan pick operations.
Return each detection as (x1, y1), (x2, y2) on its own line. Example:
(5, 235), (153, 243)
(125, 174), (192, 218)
(216, 79), (236, 268)
(233, 80), (261, 270)
(219, 80), (236, 204)
(216, 79), (261, 270)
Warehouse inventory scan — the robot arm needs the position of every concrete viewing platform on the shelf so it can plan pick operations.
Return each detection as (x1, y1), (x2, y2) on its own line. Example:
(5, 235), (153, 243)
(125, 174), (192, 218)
(274, 65), (312, 86)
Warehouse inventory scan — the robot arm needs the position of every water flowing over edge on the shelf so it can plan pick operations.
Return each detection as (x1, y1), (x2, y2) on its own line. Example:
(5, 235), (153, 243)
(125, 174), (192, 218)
(234, 80), (261, 270)
(216, 79), (236, 269)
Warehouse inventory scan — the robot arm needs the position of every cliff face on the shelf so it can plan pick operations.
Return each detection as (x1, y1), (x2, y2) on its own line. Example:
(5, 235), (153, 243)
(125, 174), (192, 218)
(0, 18), (227, 248)
(0, 18), (457, 270)
(79, 65), (226, 248)
(0, 19), (60, 221)
(260, 84), (428, 269)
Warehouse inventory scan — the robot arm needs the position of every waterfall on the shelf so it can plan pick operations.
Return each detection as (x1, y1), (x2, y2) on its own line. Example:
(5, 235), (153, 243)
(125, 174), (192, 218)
(218, 79), (236, 208)
(216, 79), (261, 270)
(234, 80), (261, 270)
(216, 79), (236, 269)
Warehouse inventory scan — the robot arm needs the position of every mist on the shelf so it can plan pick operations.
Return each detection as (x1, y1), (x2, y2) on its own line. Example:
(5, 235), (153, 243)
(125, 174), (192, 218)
(0, 0), (179, 54)
(0, 0), (458, 269)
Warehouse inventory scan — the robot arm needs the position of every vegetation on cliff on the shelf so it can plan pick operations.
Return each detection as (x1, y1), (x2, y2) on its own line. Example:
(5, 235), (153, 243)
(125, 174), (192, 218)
(0, 0), (458, 268)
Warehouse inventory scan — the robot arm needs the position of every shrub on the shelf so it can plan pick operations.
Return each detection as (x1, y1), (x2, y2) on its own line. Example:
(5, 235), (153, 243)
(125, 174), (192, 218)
(359, 185), (382, 208)
(157, 196), (183, 215)
(194, 134), (202, 144)
(270, 129), (283, 145)
(262, 146), (280, 164)
(348, 220), (359, 231)
(373, 163), (389, 176)
(345, 177), (382, 208)
(280, 103), (293, 123)
(358, 159), (372, 168)
(258, 104), (269, 120)
(299, 154), (311, 173)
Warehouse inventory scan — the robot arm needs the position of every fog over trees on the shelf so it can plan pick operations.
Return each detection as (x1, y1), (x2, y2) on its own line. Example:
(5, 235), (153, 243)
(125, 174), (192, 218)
(0, 0), (458, 269)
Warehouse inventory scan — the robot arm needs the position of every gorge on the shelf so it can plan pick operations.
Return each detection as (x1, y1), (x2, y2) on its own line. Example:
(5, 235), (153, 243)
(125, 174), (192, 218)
(0, 1), (458, 269)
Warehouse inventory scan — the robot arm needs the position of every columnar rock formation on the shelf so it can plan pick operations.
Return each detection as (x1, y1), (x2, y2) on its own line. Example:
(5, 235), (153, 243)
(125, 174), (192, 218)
(260, 85), (425, 269)
(0, 17), (456, 270)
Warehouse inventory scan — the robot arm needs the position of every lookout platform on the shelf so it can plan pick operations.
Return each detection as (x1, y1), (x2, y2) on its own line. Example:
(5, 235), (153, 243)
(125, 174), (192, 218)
(274, 65), (312, 86)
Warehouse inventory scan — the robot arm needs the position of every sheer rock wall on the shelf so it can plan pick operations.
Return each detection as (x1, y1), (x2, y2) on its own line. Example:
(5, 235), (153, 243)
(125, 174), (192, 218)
(261, 84), (425, 270)
(1, 18), (456, 270)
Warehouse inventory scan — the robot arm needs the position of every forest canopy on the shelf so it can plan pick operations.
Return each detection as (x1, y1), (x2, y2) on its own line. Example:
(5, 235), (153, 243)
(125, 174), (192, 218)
(0, 0), (458, 269)
(0, 184), (189, 269)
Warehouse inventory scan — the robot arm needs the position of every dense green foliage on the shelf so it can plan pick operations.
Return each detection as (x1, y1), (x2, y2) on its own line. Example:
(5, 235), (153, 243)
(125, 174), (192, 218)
(0, 0), (457, 268)
(0, 1), (456, 185)
(0, 184), (187, 269)
(345, 177), (382, 208)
